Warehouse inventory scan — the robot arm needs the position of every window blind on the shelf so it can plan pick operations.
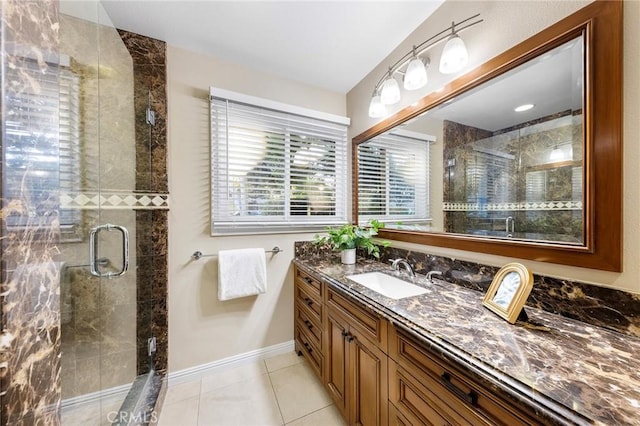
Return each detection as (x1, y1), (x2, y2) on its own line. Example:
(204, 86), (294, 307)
(357, 131), (432, 224)
(3, 59), (81, 230)
(210, 89), (348, 235)
(466, 150), (514, 205)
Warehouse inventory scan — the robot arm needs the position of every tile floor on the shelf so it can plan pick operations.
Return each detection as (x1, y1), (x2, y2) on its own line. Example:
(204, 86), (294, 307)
(157, 351), (346, 426)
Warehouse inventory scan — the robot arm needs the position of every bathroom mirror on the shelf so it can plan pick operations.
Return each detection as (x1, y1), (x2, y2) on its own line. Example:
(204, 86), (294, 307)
(353, 1), (622, 271)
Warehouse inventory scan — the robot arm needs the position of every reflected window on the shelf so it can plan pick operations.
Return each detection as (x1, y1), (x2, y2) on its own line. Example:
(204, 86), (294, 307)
(358, 131), (433, 228)
(3, 58), (81, 235)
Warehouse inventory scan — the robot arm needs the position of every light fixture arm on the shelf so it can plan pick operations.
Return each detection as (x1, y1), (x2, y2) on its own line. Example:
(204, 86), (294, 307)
(372, 13), (482, 93)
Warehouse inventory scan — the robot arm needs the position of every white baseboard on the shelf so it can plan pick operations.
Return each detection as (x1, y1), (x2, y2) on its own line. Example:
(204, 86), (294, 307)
(61, 382), (131, 410)
(168, 340), (295, 385)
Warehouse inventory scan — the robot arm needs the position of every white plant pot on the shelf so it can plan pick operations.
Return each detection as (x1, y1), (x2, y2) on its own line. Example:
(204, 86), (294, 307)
(341, 248), (356, 265)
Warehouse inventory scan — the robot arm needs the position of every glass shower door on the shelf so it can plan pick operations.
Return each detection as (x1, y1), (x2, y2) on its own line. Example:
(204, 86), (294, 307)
(59, 1), (143, 424)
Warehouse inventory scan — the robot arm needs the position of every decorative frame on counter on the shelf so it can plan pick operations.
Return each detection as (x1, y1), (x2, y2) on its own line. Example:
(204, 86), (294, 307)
(483, 263), (533, 324)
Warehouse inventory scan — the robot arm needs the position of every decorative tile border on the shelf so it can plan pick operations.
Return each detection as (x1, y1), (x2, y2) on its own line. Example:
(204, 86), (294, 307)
(442, 201), (582, 211)
(60, 191), (169, 210)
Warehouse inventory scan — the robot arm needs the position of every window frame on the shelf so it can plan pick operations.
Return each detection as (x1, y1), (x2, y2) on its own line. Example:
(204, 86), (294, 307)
(210, 87), (350, 236)
(357, 129), (434, 226)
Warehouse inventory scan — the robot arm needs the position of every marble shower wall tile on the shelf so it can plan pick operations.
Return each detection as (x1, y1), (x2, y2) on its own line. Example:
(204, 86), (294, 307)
(294, 242), (640, 338)
(0, 1), (62, 425)
(118, 30), (168, 194)
(118, 30), (169, 380)
(442, 119), (494, 233)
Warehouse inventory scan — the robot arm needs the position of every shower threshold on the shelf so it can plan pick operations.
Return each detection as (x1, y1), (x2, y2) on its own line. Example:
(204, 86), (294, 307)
(111, 369), (163, 426)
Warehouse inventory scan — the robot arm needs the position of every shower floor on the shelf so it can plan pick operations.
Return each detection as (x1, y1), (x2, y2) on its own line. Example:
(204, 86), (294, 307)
(61, 370), (161, 426)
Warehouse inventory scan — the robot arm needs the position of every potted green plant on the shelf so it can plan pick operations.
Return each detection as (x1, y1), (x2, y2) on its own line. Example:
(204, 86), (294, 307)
(314, 220), (389, 264)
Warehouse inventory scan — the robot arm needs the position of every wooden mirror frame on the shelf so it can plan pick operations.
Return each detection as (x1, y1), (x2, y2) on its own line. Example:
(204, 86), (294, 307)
(352, 1), (622, 272)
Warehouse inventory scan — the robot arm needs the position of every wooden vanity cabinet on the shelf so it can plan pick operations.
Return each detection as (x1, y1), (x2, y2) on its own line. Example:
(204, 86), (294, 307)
(388, 326), (546, 426)
(294, 265), (548, 426)
(294, 265), (388, 425)
(294, 267), (324, 379)
(324, 293), (388, 426)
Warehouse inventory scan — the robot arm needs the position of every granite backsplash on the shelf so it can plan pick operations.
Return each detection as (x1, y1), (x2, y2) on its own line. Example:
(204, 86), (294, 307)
(295, 242), (640, 338)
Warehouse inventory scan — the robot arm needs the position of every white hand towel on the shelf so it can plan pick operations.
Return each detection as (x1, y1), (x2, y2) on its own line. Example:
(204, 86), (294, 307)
(218, 248), (267, 301)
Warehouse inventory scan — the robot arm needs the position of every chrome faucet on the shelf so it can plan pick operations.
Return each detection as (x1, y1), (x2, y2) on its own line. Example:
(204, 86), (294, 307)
(426, 270), (443, 281)
(390, 258), (415, 277)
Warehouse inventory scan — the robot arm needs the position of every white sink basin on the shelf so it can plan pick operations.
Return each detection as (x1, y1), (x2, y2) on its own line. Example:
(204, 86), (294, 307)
(345, 272), (428, 300)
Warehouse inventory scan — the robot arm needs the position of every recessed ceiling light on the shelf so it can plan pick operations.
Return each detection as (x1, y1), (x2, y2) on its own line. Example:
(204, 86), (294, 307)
(514, 104), (534, 112)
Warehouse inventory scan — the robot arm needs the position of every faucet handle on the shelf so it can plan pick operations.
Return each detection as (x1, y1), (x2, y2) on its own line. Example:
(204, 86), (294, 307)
(427, 270), (443, 281)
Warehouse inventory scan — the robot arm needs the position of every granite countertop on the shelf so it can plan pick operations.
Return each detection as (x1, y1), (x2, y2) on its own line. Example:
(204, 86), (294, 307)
(293, 256), (640, 425)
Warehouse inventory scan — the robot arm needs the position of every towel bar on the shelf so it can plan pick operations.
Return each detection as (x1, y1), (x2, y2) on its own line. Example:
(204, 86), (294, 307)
(192, 246), (283, 260)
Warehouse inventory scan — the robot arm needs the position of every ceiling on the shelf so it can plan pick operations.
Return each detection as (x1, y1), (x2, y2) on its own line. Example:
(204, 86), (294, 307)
(100, 1), (444, 94)
(411, 36), (584, 132)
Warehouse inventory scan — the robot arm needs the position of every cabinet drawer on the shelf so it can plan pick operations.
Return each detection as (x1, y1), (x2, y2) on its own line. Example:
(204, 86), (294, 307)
(388, 403), (411, 426)
(295, 325), (323, 380)
(390, 360), (472, 426)
(295, 305), (322, 349)
(389, 400), (447, 426)
(295, 267), (323, 301)
(296, 285), (322, 323)
(389, 327), (537, 426)
(326, 287), (387, 351)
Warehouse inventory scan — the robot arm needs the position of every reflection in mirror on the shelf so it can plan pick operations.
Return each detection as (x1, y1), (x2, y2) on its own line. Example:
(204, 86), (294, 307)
(492, 271), (521, 309)
(358, 130), (434, 228)
(358, 35), (584, 245)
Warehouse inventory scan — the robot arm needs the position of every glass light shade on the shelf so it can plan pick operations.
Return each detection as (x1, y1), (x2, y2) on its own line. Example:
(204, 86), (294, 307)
(439, 34), (468, 74)
(549, 147), (564, 161)
(549, 145), (573, 162)
(368, 94), (386, 118)
(404, 58), (428, 90)
(380, 76), (401, 105)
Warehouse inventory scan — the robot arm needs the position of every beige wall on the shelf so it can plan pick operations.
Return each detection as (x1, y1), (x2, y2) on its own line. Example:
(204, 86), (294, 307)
(167, 46), (345, 372)
(347, 0), (640, 293)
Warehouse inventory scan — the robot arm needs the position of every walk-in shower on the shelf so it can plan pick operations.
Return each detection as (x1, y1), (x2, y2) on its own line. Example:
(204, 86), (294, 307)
(0, 0), (168, 424)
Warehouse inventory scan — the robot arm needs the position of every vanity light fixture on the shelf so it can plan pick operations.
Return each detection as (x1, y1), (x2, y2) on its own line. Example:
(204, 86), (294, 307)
(514, 103), (535, 112)
(368, 14), (482, 118)
(380, 68), (401, 105)
(404, 49), (429, 91)
(549, 144), (573, 162)
(549, 146), (564, 161)
(368, 91), (387, 118)
(439, 25), (469, 74)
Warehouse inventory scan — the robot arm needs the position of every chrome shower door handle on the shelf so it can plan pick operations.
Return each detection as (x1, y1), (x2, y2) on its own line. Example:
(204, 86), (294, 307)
(505, 216), (515, 238)
(89, 224), (129, 277)
(112, 224), (130, 277)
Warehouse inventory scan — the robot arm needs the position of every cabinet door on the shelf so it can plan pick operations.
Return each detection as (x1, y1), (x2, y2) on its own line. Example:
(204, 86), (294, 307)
(349, 329), (388, 426)
(326, 287), (387, 351)
(325, 310), (349, 419)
